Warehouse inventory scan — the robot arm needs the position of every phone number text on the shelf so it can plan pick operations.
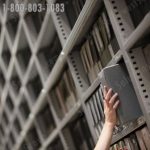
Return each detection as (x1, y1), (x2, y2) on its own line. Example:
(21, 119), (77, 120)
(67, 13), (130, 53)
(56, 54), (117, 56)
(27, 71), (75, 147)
(3, 3), (65, 13)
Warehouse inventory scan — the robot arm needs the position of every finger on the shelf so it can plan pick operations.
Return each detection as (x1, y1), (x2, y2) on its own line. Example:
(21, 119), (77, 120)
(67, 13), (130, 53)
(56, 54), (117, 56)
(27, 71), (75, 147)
(109, 93), (118, 107)
(113, 100), (120, 109)
(103, 100), (106, 109)
(105, 88), (112, 101)
(103, 99), (109, 108)
(103, 86), (108, 97)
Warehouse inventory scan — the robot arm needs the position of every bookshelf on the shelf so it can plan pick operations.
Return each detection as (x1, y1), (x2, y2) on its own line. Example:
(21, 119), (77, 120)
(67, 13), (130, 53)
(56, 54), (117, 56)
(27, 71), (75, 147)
(0, 0), (149, 150)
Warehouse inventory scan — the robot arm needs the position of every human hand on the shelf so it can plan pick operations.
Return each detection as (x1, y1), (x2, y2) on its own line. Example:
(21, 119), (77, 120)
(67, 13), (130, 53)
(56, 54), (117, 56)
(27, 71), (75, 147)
(103, 86), (119, 127)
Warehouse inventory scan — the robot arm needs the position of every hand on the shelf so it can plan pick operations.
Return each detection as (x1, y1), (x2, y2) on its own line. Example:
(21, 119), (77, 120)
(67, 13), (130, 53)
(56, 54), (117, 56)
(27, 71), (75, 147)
(103, 86), (119, 127)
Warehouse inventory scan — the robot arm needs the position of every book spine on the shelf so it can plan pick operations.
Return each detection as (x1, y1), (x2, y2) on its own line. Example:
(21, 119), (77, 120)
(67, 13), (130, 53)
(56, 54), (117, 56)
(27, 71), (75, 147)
(140, 127), (150, 149)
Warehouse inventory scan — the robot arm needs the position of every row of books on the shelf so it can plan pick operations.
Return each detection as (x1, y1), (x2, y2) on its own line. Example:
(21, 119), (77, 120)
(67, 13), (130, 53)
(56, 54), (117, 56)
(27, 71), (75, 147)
(125, 0), (150, 27)
(86, 85), (105, 139)
(110, 126), (150, 150)
(50, 66), (77, 119)
(63, 113), (94, 150)
(64, 0), (86, 28)
(80, 8), (119, 84)
(143, 44), (150, 72)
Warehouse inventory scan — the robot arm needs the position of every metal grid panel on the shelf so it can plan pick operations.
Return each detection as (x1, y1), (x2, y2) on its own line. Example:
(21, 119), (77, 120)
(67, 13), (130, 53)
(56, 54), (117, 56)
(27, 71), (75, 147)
(0, 0), (64, 149)
(0, 0), (98, 149)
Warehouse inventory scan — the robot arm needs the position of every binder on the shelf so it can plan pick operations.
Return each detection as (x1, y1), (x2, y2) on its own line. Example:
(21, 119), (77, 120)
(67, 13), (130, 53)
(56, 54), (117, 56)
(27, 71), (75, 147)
(99, 64), (142, 124)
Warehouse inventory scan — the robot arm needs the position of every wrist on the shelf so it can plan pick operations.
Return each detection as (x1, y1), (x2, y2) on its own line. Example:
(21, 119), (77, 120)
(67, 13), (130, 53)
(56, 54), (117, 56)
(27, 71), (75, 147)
(104, 122), (115, 129)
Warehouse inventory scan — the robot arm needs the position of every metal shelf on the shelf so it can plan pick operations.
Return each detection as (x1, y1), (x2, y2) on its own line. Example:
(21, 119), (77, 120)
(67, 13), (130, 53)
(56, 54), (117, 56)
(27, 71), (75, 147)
(104, 0), (150, 130)
(111, 116), (146, 144)
(0, 0), (149, 149)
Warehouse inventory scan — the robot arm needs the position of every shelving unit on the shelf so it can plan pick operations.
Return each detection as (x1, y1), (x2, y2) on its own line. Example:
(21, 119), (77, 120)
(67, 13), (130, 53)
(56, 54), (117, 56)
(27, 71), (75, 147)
(0, 0), (149, 150)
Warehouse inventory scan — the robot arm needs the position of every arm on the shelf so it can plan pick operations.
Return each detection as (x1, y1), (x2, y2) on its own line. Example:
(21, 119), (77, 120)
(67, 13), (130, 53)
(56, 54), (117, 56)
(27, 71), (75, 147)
(94, 86), (119, 150)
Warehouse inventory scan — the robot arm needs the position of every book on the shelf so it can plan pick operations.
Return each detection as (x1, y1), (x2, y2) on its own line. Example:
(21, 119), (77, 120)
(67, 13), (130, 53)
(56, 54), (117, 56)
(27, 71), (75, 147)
(88, 35), (102, 73)
(81, 44), (96, 83)
(93, 23), (104, 54)
(111, 132), (145, 150)
(63, 71), (76, 109)
(86, 101), (95, 127)
(50, 89), (65, 119)
(97, 16), (109, 48)
(51, 67), (77, 118)
(119, 140), (125, 150)
(143, 44), (150, 72)
(100, 46), (112, 67)
(88, 98), (98, 126)
(82, 44), (91, 73)
(113, 143), (119, 150)
(91, 95), (102, 134)
(140, 127), (150, 149)
(86, 38), (98, 82)
(55, 85), (68, 113)
(95, 91), (104, 120)
(102, 11), (111, 41)
(63, 128), (76, 150)
(129, 133), (140, 150)
(100, 64), (142, 124)
(124, 138), (132, 150)
(85, 40), (94, 68)
(80, 45), (88, 73)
